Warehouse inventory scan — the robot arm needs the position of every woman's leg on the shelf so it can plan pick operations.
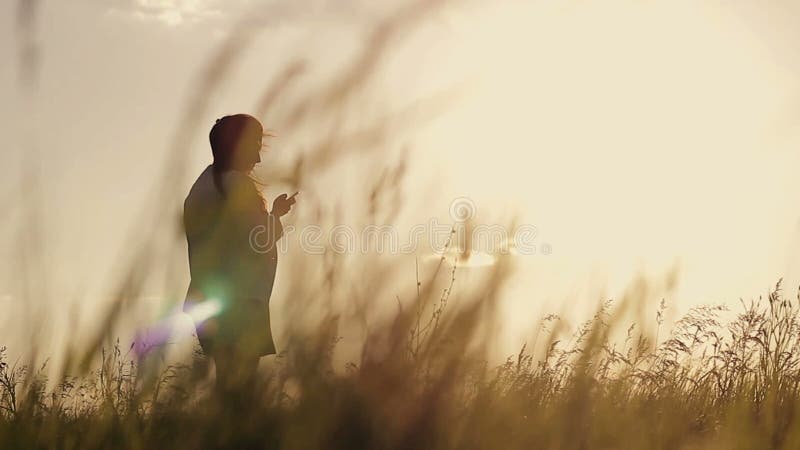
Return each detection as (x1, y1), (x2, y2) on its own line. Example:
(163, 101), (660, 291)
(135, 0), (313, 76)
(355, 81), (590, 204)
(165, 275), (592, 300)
(212, 350), (259, 409)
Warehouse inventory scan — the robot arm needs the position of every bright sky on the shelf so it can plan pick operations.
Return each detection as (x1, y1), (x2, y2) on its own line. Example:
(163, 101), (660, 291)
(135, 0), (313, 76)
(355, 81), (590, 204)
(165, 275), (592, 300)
(3, 0), (800, 357)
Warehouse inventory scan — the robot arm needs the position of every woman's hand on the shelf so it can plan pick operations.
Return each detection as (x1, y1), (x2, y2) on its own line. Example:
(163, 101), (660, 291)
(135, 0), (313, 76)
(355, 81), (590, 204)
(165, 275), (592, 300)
(271, 192), (297, 217)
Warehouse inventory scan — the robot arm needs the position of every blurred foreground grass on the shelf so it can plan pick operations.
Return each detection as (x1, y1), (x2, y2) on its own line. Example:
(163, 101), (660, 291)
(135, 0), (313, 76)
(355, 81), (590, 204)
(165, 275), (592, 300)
(5, 278), (800, 449)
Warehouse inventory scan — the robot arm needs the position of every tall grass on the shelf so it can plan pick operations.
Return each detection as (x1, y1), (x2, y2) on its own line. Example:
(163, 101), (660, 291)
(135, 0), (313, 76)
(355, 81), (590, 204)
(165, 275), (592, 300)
(6, 277), (800, 449)
(7, 0), (800, 449)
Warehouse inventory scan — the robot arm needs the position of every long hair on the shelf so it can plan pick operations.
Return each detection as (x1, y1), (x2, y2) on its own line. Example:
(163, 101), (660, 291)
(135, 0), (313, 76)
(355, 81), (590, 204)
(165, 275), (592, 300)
(208, 114), (263, 196)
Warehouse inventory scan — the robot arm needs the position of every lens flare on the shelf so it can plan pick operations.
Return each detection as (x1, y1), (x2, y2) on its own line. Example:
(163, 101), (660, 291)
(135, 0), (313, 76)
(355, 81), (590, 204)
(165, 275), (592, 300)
(185, 297), (224, 324)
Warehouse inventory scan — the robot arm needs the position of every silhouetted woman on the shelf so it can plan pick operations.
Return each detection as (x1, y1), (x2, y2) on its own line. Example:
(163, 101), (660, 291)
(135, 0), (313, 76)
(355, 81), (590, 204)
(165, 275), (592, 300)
(183, 114), (295, 397)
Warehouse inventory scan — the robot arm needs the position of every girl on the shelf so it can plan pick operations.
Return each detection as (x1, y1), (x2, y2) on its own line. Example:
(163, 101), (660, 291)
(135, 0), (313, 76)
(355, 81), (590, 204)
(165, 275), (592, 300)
(183, 114), (295, 396)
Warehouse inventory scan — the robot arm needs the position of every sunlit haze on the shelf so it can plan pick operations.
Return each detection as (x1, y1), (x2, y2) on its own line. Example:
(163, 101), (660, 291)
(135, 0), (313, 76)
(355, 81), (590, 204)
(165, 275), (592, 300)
(3, 0), (800, 359)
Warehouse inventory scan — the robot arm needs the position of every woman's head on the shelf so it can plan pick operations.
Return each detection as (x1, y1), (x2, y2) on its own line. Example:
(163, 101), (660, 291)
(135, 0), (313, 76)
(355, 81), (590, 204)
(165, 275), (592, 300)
(209, 114), (264, 172)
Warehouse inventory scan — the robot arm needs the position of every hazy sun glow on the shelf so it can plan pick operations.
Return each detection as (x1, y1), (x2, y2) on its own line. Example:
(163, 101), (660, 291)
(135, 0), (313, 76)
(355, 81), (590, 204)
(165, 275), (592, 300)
(3, 0), (800, 357)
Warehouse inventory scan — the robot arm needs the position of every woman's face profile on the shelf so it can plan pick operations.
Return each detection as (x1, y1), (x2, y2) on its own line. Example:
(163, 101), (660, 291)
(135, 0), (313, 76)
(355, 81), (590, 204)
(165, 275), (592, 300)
(230, 125), (264, 172)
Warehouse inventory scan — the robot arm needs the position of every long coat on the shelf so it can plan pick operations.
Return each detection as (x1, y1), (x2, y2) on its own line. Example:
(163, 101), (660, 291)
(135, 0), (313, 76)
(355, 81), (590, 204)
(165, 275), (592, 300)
(183, 165), (283, 357)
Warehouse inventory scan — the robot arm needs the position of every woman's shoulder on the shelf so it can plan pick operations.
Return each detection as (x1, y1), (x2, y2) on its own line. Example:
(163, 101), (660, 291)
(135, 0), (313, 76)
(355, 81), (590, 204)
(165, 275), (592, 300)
(185, 166), (216, 205)
(221, 171), (266, 210)
(221, 170), (257, 193)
